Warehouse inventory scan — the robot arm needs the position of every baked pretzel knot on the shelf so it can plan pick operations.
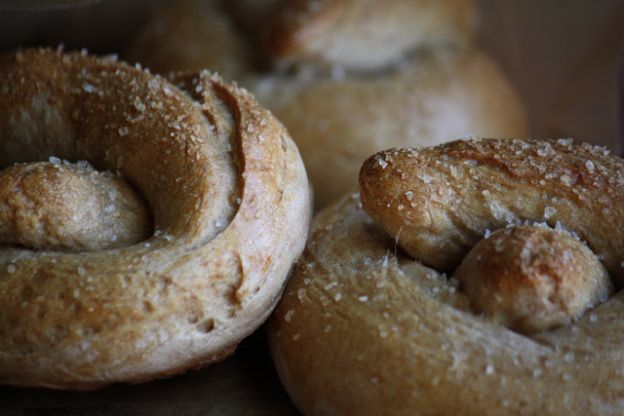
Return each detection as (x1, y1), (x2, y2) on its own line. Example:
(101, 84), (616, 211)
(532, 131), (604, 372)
(0, 49), (311, 389)
(270, 138), (624, 415)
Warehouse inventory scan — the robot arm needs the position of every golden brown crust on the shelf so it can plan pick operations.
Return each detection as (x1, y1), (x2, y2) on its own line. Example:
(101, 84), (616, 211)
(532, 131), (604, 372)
(360, 138), (624, 281)
(455, 225), (612, 333)
(266, 0), (476, 70)
(270, 138), (624, 415)
(0, 48), (311, 389)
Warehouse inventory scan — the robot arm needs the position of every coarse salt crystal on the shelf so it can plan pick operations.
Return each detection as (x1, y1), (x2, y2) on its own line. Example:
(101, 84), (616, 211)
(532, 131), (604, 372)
(560, 175), (574, 186)
(284, 310), (294, 322)
(543, 206), (556, 219)
(419, 174), (433, 184)
(134, 97), (146, 112)
(585, 160), (595, 173)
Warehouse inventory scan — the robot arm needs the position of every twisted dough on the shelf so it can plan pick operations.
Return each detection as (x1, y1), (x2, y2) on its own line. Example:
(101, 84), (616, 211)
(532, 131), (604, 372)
(128, 0), (528, 209)
(269, 138), (624, 415)
(0, 48), (311, 389)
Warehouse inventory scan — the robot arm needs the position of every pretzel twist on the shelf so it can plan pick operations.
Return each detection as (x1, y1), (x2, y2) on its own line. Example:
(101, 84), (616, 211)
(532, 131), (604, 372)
(270, 138), (624, 415)
(0, 48), (311, 389)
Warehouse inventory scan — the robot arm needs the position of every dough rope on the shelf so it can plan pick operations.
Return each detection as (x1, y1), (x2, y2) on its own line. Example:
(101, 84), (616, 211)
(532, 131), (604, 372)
(269, 138), (624, 415)
(0, 48), (311, 389)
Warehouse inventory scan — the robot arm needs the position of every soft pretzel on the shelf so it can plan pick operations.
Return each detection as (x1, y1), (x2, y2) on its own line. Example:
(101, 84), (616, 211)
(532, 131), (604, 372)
(128, 0), (528, 209)
(269, 138), (624, 415)
(0, 48), (311, 389)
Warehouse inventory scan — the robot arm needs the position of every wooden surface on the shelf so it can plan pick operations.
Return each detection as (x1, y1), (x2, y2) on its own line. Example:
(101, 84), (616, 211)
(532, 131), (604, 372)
(0, 328), (298, 416)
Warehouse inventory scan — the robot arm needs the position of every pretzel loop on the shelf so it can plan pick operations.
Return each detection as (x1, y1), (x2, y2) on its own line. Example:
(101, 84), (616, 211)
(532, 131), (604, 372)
(0, 49), (311, 389)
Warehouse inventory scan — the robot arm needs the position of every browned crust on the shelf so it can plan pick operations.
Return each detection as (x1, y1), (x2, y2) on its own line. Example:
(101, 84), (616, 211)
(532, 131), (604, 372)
(359, 138), (624, 282)
(455, 225), (612, 334)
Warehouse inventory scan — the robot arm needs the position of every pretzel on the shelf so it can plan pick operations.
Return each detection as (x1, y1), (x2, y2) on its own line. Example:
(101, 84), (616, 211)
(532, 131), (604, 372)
(128, 0), (528, 209)
(0, 48), (311, 389)
(269, 138), (624, 415)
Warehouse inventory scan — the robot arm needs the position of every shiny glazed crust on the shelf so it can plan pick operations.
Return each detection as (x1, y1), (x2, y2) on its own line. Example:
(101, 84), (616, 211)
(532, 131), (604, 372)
(0, 48), (311, 389)
(269, 139), (624, 415)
